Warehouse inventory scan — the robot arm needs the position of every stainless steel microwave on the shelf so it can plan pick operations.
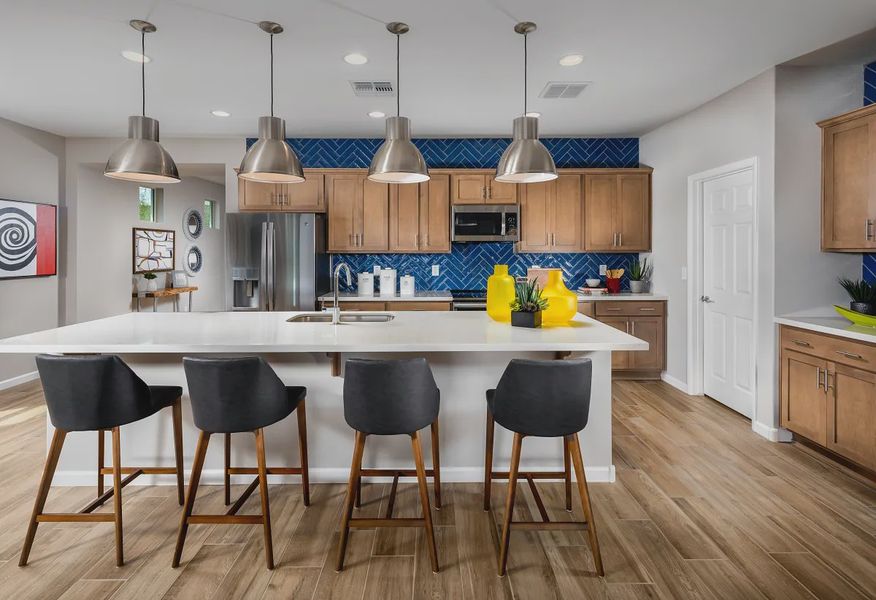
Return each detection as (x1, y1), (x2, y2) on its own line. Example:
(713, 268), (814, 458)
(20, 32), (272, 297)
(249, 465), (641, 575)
(451, 204), (519, 242)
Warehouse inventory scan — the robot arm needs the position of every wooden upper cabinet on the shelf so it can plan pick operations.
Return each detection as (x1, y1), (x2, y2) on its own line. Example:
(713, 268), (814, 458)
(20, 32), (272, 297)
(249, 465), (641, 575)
(518, 174), (582, 253)
(419, 174), (451, 252)
(238, 171), (326, 212)
(326, 173), (359, 252)
(584, 172), (651, 252)
(552, 174), (583, 251)
(819, 104), (876, 251)
(389, 183), (421, 252)
(450, 172), (518, 204)
(518, 180), (552, 252)
(359, 179), (389, 252)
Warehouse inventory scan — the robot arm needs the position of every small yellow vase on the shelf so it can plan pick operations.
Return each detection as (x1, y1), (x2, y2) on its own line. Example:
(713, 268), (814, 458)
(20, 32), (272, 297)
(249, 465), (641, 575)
(486, 265), (516, 322)
(541, 269), (577, 324)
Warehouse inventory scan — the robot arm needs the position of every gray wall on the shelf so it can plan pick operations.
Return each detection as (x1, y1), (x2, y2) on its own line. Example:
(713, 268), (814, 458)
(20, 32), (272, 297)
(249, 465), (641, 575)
(0, 117), (64, 383)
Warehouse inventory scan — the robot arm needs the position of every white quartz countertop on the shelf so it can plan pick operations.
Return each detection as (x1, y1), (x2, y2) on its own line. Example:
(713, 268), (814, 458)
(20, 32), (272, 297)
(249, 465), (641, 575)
(0, 311), (649, 354)
(319, 290), (453, 302)
(775, 315), (876, 344)
(576, 292), (668, 301)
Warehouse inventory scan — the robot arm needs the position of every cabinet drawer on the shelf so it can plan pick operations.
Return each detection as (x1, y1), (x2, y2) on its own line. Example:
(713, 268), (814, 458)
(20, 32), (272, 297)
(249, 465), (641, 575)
(595, 301), (664, 317)
(780, 326), (876, 370)
(386, 301), (451, 311)
(321, 301), (386, 311)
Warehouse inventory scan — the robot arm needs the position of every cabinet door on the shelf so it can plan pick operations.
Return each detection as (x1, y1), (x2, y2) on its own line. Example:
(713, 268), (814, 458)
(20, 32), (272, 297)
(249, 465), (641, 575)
(629, 316), (664, 371)
(487, 177), (518, 204)
(359, 178), (389, 252)
(389, 184), (420, 252)
(518, 180), (552, 252)
(239, 180), (282, 211)
(584, 174), (617, 251)
(419, 174), (451, 252)
(451, 174), (486, 204)
(827, 362), (876, 470)
(780, 349), (828, 445)
(600, 317), (631, 369)
(822, 117), (876, 250)
(552, 174), (583, 252)
(616, 174), (650, 251)
(279, 173), (325, 212)
(326, 174), (359, 252)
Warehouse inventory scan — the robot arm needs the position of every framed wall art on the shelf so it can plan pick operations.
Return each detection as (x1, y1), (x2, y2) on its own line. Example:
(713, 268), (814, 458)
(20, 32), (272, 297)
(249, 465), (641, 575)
(133, 227), (175, 273)
(0, 198), (57, 280)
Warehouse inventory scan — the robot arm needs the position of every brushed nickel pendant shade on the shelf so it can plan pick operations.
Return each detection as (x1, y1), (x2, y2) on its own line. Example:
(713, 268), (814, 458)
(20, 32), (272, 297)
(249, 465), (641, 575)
(238, 21), (304, 183)
(368, 22), (429, 184)
(495, 22), (557, 184)
(105, 20), (180, 184)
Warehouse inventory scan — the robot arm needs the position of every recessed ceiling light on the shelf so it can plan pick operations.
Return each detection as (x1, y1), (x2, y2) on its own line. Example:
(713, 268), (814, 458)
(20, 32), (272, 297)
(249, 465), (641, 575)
(344, 53), (368, 65)
(122, 50), (151, 63)
(525, 111), (541, 118)
(368, 111), (386, 119)
(211, 110), (231, 117)
(559, 54), (584, 66)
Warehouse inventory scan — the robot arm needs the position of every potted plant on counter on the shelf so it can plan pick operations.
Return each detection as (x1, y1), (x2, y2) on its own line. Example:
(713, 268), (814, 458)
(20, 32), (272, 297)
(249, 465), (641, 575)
(838, 277), (876, 315)
(628, 257), (653, 294)
(510, 278), (548, 328)
(143, 271), (158, 292)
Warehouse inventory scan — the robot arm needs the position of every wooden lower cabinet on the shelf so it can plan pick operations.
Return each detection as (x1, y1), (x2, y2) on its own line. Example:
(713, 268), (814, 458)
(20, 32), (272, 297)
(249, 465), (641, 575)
(780, 325), (876, 472)
(579, 300), (666, 379)
(321, 300), (451, 312)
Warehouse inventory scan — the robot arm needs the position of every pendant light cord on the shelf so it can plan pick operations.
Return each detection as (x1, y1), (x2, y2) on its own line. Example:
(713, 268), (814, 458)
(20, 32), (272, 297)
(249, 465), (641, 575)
(141, 30), (146, 117)
(396, 32), (400, 117)
(269, 33), (275, 117)
(523, 31), (528, 115)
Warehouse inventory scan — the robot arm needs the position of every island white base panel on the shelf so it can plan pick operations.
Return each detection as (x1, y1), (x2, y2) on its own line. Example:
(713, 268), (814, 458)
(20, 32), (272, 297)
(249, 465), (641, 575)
(47, 351), (614, 484)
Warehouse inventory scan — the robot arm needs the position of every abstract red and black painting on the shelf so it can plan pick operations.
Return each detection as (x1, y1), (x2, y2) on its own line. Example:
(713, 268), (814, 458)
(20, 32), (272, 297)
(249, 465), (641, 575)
(0, 199), (57, 279)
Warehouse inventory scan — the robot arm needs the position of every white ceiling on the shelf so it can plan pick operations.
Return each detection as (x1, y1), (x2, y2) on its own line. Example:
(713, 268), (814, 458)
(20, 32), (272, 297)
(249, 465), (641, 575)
(1, 0), (875, 139)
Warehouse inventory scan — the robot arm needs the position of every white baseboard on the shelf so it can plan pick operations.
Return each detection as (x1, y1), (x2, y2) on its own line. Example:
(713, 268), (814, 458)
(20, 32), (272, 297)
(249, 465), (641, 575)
(52, 465), (616, 487)
(752, 420), (793, 443)
(0, 370), (38, 391)
(660, 372), (690, 394)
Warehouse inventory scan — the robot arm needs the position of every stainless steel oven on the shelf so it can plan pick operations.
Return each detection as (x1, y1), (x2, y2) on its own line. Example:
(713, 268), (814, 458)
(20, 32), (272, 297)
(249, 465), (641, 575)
(451, 204), (519, 242)
(451, 289), (487, 311)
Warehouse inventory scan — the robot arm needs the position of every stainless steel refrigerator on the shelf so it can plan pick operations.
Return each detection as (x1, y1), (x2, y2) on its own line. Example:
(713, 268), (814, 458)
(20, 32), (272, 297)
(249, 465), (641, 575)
(228, 213), (330, 311)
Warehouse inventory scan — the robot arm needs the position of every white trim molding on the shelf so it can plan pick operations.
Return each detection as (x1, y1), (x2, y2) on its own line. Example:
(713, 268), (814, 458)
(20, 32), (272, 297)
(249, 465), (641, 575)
(752, 421), (793, 443)
(660, 372), (691, 394)
(0, 370), (38, 391)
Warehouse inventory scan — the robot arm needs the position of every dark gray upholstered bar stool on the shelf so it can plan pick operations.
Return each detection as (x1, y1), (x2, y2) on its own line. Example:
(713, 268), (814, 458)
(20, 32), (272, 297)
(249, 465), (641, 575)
(174, 357), (309, 570)
(21, 355), (184, 567)
(336, 358), (441, 573)
(483, 358), (604, 577)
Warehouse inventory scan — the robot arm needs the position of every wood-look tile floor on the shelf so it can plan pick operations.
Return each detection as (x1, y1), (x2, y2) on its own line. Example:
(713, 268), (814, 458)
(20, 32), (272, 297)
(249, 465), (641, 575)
(0, 379), (875, 599)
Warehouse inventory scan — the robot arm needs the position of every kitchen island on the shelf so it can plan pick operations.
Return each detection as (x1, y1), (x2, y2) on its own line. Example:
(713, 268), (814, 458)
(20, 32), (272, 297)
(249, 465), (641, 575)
(0, 311), (646, 485)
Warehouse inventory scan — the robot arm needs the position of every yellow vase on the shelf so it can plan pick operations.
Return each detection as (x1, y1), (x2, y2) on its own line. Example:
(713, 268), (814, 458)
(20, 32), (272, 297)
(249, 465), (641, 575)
(541, 269), (577, 324)
(486, 265), (516, 322)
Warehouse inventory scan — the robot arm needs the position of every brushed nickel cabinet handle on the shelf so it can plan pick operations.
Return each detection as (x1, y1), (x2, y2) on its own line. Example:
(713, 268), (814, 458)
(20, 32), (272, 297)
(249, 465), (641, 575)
(619, 232), (623, 246)
(816, 367), (823, 390)
(791, 339), (812, 348)
(866, 219), (873, 241)
(825, 370), (834, 391)
(835, 350), (864, 360)
(605, 307), (621, 312)
(487, 186), (492, 199)
(639, 307), (656, 311)
(482, 187), (487, 200)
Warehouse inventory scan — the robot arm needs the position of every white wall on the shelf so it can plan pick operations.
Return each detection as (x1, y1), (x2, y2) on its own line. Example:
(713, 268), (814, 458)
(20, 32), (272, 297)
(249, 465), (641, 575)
(0, 117), (64, 384)
(774, 64), (862, 315)
(640, 69), (778, 431)
(71, 165), (225, 323)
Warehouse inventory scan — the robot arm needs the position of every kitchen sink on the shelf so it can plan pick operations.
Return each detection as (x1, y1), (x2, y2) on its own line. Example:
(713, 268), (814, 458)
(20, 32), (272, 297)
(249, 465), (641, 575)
(286, 313), (395, 323)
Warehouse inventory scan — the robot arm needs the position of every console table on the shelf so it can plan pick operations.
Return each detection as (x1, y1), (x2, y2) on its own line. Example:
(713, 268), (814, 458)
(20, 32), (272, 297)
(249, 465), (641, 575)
(132, 286), (198, 312)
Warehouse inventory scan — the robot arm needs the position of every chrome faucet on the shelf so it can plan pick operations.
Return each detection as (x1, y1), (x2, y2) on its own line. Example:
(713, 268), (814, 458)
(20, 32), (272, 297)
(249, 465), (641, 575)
(332, 262), (352, 325)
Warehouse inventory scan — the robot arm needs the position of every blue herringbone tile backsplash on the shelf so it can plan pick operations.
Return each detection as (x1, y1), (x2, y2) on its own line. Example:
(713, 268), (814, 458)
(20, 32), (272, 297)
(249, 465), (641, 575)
(864, 62), (876, 282)
(864, 254), (876, 284)
(332, 243), (637, 292)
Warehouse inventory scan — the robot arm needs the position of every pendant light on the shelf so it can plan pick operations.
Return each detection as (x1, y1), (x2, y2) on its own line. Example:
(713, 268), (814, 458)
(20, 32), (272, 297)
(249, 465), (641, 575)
(368, 22), (429, 184)
(238, 22), (304, 183)
(495, 22), (557, 184)
(105, 20), (180, 184)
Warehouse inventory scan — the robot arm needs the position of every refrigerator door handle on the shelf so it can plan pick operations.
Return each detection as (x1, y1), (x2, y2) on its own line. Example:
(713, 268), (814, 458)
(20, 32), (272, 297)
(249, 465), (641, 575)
(259, 222), (268, 310)
(267, 222), (276, 311)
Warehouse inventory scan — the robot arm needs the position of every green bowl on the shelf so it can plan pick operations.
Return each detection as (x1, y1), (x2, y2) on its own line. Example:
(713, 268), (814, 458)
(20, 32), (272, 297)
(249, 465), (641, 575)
(833, 305), (876, 328)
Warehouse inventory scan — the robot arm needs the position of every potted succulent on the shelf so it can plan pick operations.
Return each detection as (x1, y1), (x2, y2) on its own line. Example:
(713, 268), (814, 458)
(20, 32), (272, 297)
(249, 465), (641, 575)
(838, 277), (876, 315)
(143, 271), (159, 292)
(510, 278), (548, 328)
(628, 257), (653, 294)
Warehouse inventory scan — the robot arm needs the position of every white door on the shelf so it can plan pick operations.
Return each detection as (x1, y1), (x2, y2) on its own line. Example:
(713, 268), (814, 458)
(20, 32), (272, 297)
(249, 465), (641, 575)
(702, 168), (755, 417)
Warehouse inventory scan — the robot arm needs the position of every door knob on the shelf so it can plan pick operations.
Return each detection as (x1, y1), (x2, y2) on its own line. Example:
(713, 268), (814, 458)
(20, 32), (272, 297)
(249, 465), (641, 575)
(700, 295), (714, 303)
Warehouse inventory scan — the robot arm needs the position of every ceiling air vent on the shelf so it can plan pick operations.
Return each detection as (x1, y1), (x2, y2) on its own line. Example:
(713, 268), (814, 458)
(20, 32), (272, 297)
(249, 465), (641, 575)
(350, 80), (395, 97)
(539, 82), (590, 99)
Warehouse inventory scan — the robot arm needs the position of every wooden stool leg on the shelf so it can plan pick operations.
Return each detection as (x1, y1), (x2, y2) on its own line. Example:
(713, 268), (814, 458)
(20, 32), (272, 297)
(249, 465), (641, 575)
(412, 431), (439, 573)
(255, 429), (274, 570)
(19, 428), (66, 566)
(111, 427), (124, 566)
(336, 431), (366, 572)
(173, 431), (210, 568)
(430, 420), (442, 509)
(563, 437), (572, 512)
(483, 410), (495, 511)
(567, 433), (604, 576)
(223, 433), (231, 506)
(498, 432), (523, 577)
(296, 400), (311, 507)
(97, 430), (105, 497)
(354, 475), (362, 509)
(172, 400), (185, 506)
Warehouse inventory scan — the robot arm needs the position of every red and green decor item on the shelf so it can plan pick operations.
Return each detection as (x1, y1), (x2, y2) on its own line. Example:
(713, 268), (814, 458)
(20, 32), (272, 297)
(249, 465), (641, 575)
(0, 199), (56, 279)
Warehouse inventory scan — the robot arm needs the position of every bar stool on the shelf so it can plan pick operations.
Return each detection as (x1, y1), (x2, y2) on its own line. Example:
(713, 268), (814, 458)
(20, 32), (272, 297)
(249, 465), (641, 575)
(174, 357), (309, 570)
(336, 358), (441, 573)
(20, 355), (184, 567)
(483, 358), (604, 577)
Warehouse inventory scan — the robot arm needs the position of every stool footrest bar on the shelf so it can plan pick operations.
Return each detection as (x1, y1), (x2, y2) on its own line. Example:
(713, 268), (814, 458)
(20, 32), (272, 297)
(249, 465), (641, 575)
(348, 517), (425, 528)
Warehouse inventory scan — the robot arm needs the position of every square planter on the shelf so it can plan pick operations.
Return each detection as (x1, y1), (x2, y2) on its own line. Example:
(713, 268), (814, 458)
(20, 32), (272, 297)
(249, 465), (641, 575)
(629, 280), (650, 294)
(511, 310), (542, 328)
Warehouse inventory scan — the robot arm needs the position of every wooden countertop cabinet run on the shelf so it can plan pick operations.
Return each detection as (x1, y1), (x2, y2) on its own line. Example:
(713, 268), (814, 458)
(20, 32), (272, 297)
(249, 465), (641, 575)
(579, 299), (666, 378)
(779, 325), (876, 473)
(818, 103), (876, 251)
(321, 300), (451, 312)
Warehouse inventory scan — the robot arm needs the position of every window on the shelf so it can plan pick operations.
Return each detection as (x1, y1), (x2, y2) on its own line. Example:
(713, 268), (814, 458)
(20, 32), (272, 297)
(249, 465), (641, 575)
(204, 199), (219, 229)
(138, 187), (163, 222)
